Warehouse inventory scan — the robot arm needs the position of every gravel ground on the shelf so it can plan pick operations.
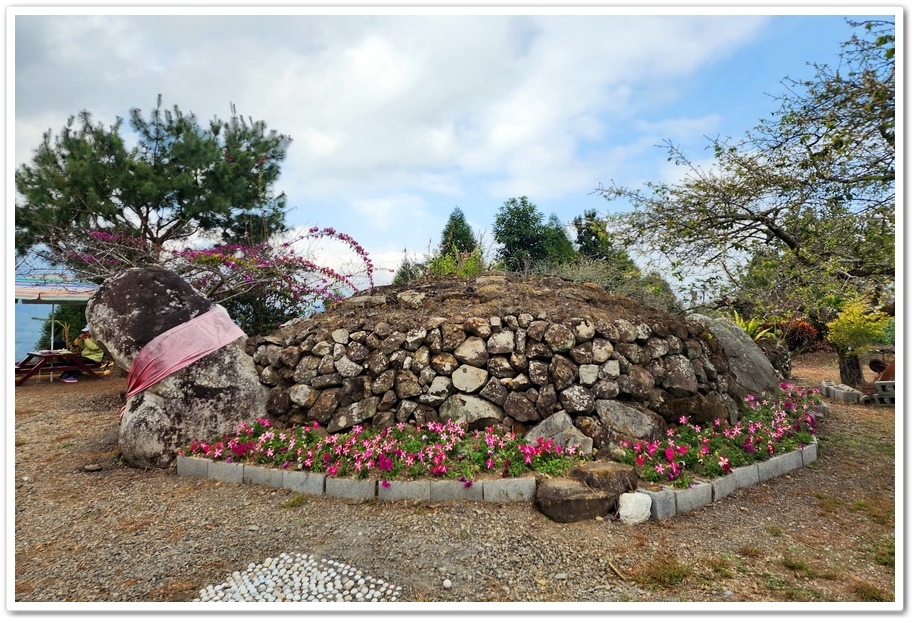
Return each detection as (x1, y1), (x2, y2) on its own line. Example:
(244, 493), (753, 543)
(12, 353), (899, 611)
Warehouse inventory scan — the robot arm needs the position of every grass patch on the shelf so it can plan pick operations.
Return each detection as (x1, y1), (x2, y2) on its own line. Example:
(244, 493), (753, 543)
(782, 586), (827, 601)
(737, 545), (764, 558)
(869, 536), (895, 567)
(781, 554), (840, 580)
(782, 556), (813, 575)
(764, 575), (789, 590)
(633, 554), (692, 588)
(703, 556), (734, 579)
(280, 493), (310, 509)
(766, 526), (783, 537)
(814, 492), (842, 514)
(849, 497), (894, 525)
(848, 580), (892, 602)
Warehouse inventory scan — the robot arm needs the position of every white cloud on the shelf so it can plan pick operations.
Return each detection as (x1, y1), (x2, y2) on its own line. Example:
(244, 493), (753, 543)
(350, 193), (430, 230)
(19, 11), (852, 260)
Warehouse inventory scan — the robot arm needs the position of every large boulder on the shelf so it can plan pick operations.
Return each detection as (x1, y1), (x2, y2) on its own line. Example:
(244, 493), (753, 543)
(86, 266), (268, 468)
(688, 314), (782, 407)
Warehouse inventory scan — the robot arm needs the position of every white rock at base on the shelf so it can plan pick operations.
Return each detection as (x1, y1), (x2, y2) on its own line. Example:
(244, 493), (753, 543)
(618, 491), (652, 524)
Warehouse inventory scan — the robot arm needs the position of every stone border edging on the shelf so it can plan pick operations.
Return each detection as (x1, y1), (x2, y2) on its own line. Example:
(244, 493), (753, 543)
(637, 440), (817, 520)
(176, 439), (817, 522)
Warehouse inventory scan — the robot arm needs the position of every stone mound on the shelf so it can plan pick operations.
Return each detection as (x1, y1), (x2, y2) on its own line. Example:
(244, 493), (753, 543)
(253, 272), (778, 454)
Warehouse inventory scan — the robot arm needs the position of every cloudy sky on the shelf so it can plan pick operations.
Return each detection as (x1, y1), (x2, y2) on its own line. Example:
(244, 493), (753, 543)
(10, 4), (897, 291)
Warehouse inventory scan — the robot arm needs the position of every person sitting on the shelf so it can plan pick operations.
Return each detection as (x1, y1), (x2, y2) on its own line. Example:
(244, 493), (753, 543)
(59, 327), (104, 382)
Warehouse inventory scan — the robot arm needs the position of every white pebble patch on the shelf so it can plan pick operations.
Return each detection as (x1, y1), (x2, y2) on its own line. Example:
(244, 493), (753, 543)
(193, 552), (402, 602)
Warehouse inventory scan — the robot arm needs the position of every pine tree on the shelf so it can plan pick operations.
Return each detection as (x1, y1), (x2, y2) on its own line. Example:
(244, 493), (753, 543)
(438, 207), (476, 255)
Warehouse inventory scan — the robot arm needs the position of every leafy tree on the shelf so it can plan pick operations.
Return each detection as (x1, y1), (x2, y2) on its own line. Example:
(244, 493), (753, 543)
(825, 297), (891, 387)
(427, 246), (487, 279)
(572, 209), (614, 260)
(571, 208), (644, 279)
(492, 196), (545, 271)
(596, 20), (894, 381)
(438, 207), (476, 255)
(15, 94), (291, 266)
(542, 213), (577, 265)
(492, 197), (576, 271)
(35, 304), (87, 351)
(13, 96), (379, 336)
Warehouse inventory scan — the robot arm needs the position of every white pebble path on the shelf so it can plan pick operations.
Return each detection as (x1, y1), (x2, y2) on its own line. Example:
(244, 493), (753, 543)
(193, 552), (402, 602)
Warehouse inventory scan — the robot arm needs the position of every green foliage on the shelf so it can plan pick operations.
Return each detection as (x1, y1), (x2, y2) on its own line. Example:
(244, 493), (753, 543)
(878, 317), (895, 346)
(730, 311), (780, 342)
(427, 245), (487, 279)
(572, 209), (614, 260)
(492, 197), (576, 271)
(541, 256), (682, 313)
(492, 196), (545, 271)
(438, 207), (476, 255)
(392, 254), (425, 285)
(15, 94), (291, 268)
(597, 21), (894, 384)
(825, 297), (891, 355)
(35, 305), (87, 351)
(542, 213), (577, 265)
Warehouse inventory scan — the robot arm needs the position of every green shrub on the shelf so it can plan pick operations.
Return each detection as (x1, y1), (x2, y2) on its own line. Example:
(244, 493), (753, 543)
(825, 297), (891, 355)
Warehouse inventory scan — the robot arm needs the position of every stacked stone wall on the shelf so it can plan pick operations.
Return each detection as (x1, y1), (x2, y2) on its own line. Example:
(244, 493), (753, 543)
(253, 274), (746, 451)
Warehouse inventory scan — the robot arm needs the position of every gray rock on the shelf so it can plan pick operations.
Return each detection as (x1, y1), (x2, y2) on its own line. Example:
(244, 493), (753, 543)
(688, 314), (782, 404)
(503, 392), (540, 422)
(594, 400), (666, 440)
(486, 331), (515, 354)
(327, 396), (380, 433)
(618, 492), (653, 524)
(662, 354), (699, 396)
(439, 394), (504, 429)
(430, 352), (460, 375)
(479, 377), (509, 406)
(543, 323), (576, 352)
(452, 364), (489, 393)
(396, 290), (426, 309)
(613, 319), (638, 342)
(559, 385), (596, 417)
(289, 384), (319, 408)
(548, 355), (578, 390)
(453, 337), (489, 367)
(525, 411), (593, 455)
(617, 365), (655, 399)
(395, 370), (423, 399)
(419, 376), (452, 406)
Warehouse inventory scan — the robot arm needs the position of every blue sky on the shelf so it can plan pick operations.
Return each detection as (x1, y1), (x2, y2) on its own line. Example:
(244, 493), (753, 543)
(7, 4), (900, 359)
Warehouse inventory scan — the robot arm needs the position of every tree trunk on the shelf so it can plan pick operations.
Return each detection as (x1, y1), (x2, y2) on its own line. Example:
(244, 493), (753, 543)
(837, 348), (865, 388)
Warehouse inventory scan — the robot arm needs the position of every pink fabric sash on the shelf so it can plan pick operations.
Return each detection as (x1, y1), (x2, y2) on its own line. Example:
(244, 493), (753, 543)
(119, 307), (246, 422)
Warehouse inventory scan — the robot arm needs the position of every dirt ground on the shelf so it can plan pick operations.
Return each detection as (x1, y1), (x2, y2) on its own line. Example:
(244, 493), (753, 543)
(12, 351), (899, 607)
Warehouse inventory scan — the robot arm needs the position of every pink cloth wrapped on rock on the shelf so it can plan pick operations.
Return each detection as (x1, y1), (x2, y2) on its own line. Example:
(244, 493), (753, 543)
(119, 308), (246, 422)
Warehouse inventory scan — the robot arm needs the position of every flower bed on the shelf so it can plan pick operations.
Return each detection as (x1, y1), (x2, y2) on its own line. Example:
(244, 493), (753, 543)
(617, 383), (820, 488)
(180, 383), (820, 490)
(179, 418), (588, 486)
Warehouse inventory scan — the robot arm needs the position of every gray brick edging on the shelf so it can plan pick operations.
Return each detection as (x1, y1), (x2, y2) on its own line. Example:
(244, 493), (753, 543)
(175, 440), (816, 519)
